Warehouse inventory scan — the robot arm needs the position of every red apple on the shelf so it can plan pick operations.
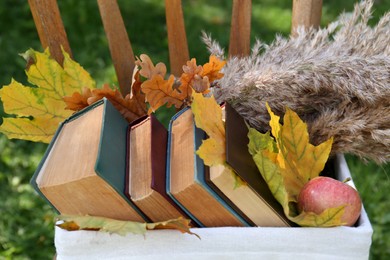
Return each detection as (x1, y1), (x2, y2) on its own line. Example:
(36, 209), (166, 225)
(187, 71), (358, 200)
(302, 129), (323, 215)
(297, 176), (362, 226)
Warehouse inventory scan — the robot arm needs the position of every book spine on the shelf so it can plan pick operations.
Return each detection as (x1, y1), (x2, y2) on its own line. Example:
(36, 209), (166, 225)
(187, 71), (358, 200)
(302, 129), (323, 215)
(166, 108), (204, 227)
(166, 107), (251, 227)
(193, 123), (250, 227)
(30, 99), (108, 213)
(94, 98), (149, 222)
(149, 115), (193, 221)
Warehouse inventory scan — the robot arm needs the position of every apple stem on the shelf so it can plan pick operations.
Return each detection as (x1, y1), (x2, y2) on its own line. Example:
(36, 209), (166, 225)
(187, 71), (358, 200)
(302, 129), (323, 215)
(342, 177), (352, 183)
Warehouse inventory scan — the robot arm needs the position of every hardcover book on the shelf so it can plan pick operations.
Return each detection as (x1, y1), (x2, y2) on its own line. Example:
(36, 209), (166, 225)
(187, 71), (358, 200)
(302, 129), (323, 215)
(221, 102), (292, 226)
(125, 115), (190, 223)
(166, 108), (250, 227)
(31, 98), (147, 222)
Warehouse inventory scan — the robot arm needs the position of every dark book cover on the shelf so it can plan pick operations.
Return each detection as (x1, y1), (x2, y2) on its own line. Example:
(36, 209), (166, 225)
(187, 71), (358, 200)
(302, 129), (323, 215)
(225, 102), (292, 225)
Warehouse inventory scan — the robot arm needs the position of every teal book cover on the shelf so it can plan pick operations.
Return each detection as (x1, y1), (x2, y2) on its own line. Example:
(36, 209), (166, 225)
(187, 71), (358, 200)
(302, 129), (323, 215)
(165, 107), (250, 227)
(31, 98), (148, 222)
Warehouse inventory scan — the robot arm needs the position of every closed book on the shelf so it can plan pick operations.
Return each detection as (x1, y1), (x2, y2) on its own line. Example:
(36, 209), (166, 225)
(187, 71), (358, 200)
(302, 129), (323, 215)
(31, 98), (147, 222)
(166, 108), (250, 227)
(125, 115), (190, 223)
(219, 102), (292, 226)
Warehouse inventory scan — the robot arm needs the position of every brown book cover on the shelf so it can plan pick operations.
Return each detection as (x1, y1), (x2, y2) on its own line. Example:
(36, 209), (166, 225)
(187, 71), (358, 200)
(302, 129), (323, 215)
(125, 115), (191, 223)
(222, 102), (293, 226)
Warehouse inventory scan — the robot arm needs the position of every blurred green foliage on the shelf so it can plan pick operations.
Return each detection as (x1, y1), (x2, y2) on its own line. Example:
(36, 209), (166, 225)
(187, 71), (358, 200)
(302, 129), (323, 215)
(0, 0), (389, 259)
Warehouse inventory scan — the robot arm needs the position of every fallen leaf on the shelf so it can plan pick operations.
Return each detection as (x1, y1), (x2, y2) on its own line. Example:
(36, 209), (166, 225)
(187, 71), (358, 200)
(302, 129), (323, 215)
(146, 218), (200, 239)
(291, 206), (346, 227)
(248, 104), (341, 227)
(56, 215), (198, 238)
(0, 48), (96, 143)
(57, 215), (146, 236)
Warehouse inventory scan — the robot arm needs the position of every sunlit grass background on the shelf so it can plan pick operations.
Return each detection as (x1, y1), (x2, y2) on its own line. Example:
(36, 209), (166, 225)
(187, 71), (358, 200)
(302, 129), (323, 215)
(0, 0), (389, 259)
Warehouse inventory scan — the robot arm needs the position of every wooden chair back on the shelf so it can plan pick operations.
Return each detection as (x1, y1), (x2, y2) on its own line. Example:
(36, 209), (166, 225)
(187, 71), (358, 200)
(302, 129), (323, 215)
(27, 0), (322, 97)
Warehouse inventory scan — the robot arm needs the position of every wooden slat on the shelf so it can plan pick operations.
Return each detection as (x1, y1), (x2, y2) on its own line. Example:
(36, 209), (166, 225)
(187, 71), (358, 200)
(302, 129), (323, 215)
(291, 0), (323, 36)
(97, 0), (135, 96)
(165, 0), (189, 76)
(28, 0), (71, 65)
(228, 0), (252, 57)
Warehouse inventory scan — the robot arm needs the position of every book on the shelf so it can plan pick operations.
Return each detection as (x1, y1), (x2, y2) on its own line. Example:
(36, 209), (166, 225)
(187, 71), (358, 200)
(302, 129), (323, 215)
(166, 108), (250, 227)
(125, 115), (190, 223)
(31, 98), (147, 222)
(213, 102), (291, 226)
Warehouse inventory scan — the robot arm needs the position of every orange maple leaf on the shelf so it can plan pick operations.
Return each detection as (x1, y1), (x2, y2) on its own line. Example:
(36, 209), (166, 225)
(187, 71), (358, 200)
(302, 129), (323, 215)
(141, 74), (186, 113)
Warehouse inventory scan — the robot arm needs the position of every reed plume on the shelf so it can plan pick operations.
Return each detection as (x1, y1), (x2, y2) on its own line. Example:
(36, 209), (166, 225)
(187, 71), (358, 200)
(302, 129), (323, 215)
(204, 0), (390, 163)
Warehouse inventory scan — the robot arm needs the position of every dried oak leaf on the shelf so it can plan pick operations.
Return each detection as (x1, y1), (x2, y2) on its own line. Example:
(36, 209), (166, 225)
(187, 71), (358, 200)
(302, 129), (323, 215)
(130, 70), (147, 112)
(135, 54), (167, 80)
(191, 74), (210, 94)
(63, 87), (92, 111)
(201, 55), (226, 83)
(88, 84), (147, 123)
(179, 55), (226, 95)
(180, 58), (206, 95)
(142, 74), (186, 114)
(64, 69), (147, 123)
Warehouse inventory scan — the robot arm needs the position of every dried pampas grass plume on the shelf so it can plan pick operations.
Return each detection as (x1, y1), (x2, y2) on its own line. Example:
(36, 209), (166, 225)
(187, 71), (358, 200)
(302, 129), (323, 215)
(205, 0), (390, 164)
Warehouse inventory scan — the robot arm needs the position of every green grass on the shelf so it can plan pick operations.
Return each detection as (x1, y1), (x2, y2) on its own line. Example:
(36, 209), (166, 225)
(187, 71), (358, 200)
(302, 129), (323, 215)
(346, 155), (390, 258)
(0, 0), (389, 259)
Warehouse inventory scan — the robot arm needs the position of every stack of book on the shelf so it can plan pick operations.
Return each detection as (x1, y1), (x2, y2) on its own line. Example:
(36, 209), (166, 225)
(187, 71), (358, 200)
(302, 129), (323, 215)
(31, 98), (291, 227)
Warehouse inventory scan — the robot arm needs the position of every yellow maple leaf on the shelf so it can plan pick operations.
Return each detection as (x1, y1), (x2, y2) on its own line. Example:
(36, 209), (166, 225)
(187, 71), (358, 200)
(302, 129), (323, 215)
(0, 49), (96, 143)
(191, 92), (225, 166)
(267, 103), (333, 199)
(248, 104), (342, 227)
(141, 74), (186, 114)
